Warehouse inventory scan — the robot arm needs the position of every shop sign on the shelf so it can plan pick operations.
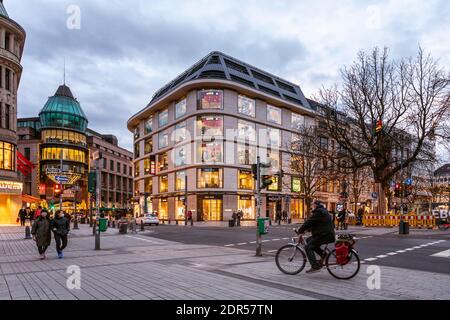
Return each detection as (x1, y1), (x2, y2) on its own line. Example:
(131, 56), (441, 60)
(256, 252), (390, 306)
(240, 195), (252, 200)
(0, 181), (23, 195)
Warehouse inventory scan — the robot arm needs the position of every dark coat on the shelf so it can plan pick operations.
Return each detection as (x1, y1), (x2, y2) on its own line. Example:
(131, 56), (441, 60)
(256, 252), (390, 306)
(18, 209), (27, 220)
(31, 217), (52, 247)
(52, 216), (70, 236)
(298, 205), (335, 242)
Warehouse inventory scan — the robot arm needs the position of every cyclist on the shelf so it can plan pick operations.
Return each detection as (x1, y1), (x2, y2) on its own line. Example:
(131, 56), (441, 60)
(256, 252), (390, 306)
(295, 200), (336, 273)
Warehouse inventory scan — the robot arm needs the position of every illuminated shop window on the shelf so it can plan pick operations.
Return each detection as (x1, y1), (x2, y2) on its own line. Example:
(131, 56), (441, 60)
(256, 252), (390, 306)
(237, 144), (256, 165)
(267, 127), (281, 147)
(238, 170), (254, 190)
(174, 121), (187, 143)
(145, 115), (153, 134)
(159, 175), (169, 193)
(292, 113), (305, 130)
(292, 177), (302, 193)
(0, 142), (16, 171)
(198, 116), (223, 137)
(174, 146), (187, 167)
(237, 120), (256, 142)
(200, 142), (223, 163)
(158, 153), (169, 172)
(199, 90), (223, 110)
(144, 138), (153, 154)
(197, 168), (223, 189)
(267, 176), (279, 192)
(158, 131), (169, 149)
(175, 171), (186, 191)
(144, 178), (152, 193)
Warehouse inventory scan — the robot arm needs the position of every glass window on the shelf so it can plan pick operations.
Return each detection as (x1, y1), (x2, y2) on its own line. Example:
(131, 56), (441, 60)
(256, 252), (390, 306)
(267, 128), (281, 147)
(145, 116), (153, 134)
(175, 98), (187, 119)
(267, 105), (282, 125)
(144, 158), (151, 175)
(238, 170), (254, 190)
(174, 122), (187, 144)
(159, 108), (169, 127)
(159, 199), (169, 219)
(199, 90), (223, 109)
(175, 171), (186, 191)
(292, 113), (305, 130)
(134, 143), (140, 158)
(158, 131), (169, 149)
(237, 144), (256, 165)
(197, 168), (223, 189)
(158, 152), (168, 172)
(134, 162), (140, 177)
(0, 142), (15, 171)
(144, 178), (152, 193)
(198, 116), (223, 137)
(200, 142), (223, 163)
(262, 149), (280, 172)
(237, 120), (256, 142)
(174, 146), (187, 167)
(292, 177), (302, 193)
(238, 95), (255, 117)
(159, 175), (169, 193)
(144, 138), (153, 154)
(319, 137), (329, 150)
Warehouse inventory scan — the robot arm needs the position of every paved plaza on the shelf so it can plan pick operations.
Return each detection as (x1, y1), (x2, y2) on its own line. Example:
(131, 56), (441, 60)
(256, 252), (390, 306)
(0, 224), (449, 300)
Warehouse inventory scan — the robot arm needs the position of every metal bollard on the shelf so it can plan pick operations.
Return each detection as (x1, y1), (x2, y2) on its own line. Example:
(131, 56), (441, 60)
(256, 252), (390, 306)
(25, 225), (32, 240)
(93, 222), (96, 236)
(73, 217), (79, 230)
(169, 219), (171, 225)
(140, 220), (144, 231)
(176, 220), (179, 225)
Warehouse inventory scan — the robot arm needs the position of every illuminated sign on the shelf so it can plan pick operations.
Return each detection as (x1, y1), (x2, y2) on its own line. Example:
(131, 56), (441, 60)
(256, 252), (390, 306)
(0, 181), (23, 195)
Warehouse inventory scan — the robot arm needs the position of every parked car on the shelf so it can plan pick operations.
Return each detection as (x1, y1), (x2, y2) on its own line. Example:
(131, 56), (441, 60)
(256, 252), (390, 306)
(136, 213), (160, 226)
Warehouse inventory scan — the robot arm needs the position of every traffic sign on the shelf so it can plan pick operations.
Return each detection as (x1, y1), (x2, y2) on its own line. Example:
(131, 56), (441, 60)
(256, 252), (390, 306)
(55, 176), (69, 183)
(372, 192), (378, 200)
(404, 178), (413, 186)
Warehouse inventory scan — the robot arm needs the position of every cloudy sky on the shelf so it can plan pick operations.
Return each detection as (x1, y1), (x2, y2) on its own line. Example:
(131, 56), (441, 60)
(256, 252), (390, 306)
(6, 0), (450, 156)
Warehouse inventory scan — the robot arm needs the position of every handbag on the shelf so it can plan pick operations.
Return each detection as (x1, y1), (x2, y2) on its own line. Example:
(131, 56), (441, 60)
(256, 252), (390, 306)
(16, 217), (20, 223)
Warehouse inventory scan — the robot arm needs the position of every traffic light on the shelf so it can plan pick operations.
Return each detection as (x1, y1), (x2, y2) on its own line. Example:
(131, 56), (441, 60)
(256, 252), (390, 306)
(54, 184), (61, 194)
(88, 172), (97, 193)
(261, 175), (274, 190)
(252, 164), (258, 180)
(394, 183), (401, 198)
(375, 120), (383, 135)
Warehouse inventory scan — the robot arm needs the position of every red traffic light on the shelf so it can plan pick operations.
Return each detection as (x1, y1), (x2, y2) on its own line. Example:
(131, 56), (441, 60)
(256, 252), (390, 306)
(54, 184), (61, 194)
(376, 120), (383, 134)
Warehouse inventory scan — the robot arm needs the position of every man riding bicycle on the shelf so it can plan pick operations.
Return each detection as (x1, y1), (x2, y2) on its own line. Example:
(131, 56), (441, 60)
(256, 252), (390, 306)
(295, 200), (336, 274)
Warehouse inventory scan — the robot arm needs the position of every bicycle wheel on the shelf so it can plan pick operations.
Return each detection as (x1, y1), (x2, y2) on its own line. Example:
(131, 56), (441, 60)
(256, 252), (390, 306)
(275, 245), (307, 275)
(326, 249), (360, 280)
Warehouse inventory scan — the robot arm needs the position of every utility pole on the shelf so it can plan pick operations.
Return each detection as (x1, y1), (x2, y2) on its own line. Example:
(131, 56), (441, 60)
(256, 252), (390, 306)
(184, 174), (188, 226)
(256, 156), (262, 257)
(59, 149), (63, 212)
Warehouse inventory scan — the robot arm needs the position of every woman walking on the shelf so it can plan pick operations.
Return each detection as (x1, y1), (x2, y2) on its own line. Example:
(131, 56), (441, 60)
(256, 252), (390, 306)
(52, 210), (70, 259)
(31, 210), (51, 260)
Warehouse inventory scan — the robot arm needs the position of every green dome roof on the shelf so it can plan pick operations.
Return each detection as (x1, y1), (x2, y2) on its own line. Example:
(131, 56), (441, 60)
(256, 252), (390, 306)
(0, 1), (9, 18)
(39, 85), (88, 132)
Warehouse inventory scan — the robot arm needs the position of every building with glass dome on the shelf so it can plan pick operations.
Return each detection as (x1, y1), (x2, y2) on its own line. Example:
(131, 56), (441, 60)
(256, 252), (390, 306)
(17, 84), (134, 214)
(0, 0), (26, 224)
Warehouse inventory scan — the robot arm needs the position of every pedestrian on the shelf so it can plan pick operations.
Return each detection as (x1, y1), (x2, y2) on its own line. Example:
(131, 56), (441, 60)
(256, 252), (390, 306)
(34, 206), (43, 220)
(276, 211), (281, 226)
(330, 210), (337, 229)
(357, 208), (364, 226)
(187, 210), (193, 226)
(282, 210), (288, 224)
(237, 210), (243, 227)
(52, 210), (70, 259)
(31, 210), (52, 260)
(232, 211), (237, 226)
(25, 207), (32, 222)
(337, 209), (346, 230)
(18, 206), (27, 226)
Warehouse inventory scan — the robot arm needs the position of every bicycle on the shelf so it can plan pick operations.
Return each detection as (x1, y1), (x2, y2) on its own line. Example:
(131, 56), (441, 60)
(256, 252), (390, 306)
(275, 230), (361, 280)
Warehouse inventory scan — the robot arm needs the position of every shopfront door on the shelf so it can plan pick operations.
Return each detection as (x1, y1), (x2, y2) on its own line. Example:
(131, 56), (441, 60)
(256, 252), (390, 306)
(200, 196), (223, 221)
(267, 197), (282, 221)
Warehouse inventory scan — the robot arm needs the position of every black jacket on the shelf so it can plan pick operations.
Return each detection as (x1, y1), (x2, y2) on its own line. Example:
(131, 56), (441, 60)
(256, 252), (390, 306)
(51, 216), (70, 236)
(298, 205), (335, 242)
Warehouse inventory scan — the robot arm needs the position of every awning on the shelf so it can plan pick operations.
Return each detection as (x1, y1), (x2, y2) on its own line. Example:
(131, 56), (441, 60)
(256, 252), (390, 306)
(22, 194), (41, 204)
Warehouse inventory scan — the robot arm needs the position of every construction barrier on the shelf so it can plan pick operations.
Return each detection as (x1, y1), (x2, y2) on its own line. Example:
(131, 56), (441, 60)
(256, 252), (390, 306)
(363, 214), (436, 229)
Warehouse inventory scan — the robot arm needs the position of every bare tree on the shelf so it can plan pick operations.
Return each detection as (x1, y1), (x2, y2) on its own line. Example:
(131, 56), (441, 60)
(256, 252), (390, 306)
(347, 166), (372, 214)
(285, 125), (340, 217)
(316, 47), (450, 214)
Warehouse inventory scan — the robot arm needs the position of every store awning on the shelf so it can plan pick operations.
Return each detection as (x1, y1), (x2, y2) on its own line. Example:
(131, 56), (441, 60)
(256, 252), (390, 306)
(22, 194), (41, 204)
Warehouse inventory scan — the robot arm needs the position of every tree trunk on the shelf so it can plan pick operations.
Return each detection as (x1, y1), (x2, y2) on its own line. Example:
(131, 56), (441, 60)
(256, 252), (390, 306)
(375, 183), (388, 215)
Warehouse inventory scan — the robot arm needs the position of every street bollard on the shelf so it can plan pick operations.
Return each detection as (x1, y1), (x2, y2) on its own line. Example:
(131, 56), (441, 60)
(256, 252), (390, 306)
(73, 216), (79, 230)
(112, 220), (116, 228)
(92, 222), (96, 236)
(176, 220), (179, 225)
(140, 220), (144, 231)
(132, 220), (137, 234)
(25, 224), (32, 240)
(95, 227), (100, 251)
(169, 219), (171, 225)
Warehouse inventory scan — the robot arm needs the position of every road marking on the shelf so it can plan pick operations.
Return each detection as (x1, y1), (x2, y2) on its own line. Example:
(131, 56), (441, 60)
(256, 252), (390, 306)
(268, 250), (278, 253)
(431, 249), (450, 258)
(376, 255), (388, 258)
(396, 250), (407, 253)
(413, 246), (422, 249)
(365, 258), (378, 262)
(237, 243), (248, 246)
(249, 241), (256, 244)
(387, 252), (398, 256)
(405, 248), (414, 251)
(224, 244), (235, 247)
(262, 240), (270, 243)
(125, 236), (163, 244)
(360, 261), (366, 264)
(282, 238), (290, 240)
(272, 239), (281, 241)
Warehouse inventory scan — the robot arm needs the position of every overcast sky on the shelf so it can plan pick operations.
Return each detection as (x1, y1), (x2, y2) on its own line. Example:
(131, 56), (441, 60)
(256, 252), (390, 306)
(6, 0), (450, 158)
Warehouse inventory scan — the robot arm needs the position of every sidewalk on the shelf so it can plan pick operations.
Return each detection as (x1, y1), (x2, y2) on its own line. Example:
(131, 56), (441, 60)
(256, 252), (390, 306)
(0, 225), (448, 300)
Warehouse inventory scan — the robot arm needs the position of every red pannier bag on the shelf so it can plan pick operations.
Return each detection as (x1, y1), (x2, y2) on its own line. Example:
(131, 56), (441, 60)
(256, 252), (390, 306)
(335, 242), (350, 265)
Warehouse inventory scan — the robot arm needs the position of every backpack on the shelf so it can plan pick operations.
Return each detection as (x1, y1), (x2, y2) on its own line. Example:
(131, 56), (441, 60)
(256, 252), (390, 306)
(335, 234), (355, 265)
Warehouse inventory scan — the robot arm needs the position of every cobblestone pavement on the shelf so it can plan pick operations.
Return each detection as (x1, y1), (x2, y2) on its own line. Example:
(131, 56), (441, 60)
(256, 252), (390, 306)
(0, 225), (448, 300)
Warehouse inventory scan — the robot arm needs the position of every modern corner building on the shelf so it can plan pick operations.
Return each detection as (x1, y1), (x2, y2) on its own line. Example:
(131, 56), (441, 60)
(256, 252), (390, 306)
(17, 84), (134, 214)
(127, 51), (317, 222)
(0, 1), (26, 224)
